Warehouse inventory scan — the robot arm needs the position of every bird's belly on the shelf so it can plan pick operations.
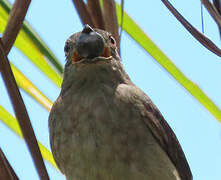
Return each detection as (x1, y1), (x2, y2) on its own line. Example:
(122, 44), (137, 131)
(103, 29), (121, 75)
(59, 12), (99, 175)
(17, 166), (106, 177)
(50, 91), (180, 180)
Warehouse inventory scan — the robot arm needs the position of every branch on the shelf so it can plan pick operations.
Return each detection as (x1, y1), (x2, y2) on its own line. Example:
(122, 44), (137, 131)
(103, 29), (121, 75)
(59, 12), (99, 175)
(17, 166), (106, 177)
(0, 39), (49, 180)
(0, 148), (18, 180)
(213, 0), (221, 14)
(161, 0), (221, 57)
(0, 0), (49, 178)
(213, 0), (221, 37)
(71, 0), (95, 27)
(103, 0), (120, 50)
(87, 0), (104, 29)
(202, 0), (221, 29)
(2, 0), (31, 55)
(119, 0), (124, 46)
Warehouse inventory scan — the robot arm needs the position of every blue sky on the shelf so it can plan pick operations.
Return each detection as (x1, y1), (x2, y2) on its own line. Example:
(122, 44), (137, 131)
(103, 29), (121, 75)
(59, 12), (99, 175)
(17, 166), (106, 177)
(0, 0), (221, 179)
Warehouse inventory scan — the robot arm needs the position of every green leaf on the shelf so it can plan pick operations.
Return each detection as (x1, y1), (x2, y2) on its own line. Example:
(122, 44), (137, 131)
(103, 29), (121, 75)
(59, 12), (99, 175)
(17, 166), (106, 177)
(11, 63), (53, 111)
(0, 105), (58, 169)
(115, 3), (221, 122)
(0, 1), (54, 112)
(1, 0), (220, 123)
(0, 0), (63, 87)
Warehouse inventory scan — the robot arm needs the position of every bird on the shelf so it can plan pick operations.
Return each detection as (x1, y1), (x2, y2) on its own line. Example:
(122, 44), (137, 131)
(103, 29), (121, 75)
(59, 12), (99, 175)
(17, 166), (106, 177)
(49, 24), (192, 180)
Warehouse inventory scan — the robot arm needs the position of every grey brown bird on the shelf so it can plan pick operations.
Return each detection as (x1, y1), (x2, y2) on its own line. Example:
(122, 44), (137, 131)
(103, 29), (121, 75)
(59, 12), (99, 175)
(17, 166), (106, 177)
(49, 25), (192, 180)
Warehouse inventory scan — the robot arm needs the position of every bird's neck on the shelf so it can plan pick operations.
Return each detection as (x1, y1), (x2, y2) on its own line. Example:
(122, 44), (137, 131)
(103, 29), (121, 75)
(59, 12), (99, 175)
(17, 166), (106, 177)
(61, 59), (132, 95)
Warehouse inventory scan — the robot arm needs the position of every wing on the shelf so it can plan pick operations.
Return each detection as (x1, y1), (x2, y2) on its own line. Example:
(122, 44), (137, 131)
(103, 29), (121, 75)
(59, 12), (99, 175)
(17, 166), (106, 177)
(118, 84), (192, 180)
(141, 92), (192, 180)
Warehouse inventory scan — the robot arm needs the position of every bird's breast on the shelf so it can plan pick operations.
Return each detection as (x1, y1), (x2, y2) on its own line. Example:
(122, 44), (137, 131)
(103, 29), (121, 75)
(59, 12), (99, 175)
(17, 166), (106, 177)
(49, 83), (180, 180)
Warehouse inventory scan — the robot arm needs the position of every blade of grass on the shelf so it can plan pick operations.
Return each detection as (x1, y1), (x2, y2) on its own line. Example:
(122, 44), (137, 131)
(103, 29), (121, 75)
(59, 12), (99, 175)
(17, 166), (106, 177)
(115, 3), (221, 122)
(11, 63), (53, 111)
(0, 0), (51, 178)
(2, 0), (220, 123)
(0, 39), (50, 179)
(0, 0), (63, 74)
(0, 9), (53, 111)
(0, 105), (58, 169)
(0, 0), (63, 87)
(0, 8), (54, 110)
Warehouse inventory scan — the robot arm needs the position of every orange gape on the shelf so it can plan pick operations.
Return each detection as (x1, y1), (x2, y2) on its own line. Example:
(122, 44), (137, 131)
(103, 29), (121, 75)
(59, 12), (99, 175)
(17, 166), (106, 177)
(101, 46), (111, 58)
(72, 50), (82, 62)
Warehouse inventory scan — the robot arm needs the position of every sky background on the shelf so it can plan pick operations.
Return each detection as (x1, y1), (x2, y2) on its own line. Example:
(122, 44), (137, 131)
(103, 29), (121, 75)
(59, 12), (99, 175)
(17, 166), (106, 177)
(0, 0), (221, 179)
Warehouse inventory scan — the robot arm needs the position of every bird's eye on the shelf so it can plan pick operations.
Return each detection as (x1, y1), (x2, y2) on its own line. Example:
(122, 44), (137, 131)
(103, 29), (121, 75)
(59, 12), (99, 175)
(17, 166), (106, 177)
(64, 43), (70, 53)
(109, 36), (116, 45)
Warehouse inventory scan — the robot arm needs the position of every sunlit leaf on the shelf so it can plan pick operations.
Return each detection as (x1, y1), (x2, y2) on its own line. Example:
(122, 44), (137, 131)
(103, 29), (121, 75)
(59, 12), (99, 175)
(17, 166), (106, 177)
(1, 0), (220, 122)
(116, 3), (221, 122)
(11, 63), (53, 111)
(0, 105), (58, 169)
(0, 0), (63, 87)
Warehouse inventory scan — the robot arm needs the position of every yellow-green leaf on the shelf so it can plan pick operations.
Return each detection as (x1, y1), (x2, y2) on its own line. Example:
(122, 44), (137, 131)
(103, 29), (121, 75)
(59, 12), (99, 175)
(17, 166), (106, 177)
(116, 3), (221, 122)
(11, 63), (53, 111)
(0, 0), (63, 87)
(1, 0), (220, 123)
(0, 105), (58, 169)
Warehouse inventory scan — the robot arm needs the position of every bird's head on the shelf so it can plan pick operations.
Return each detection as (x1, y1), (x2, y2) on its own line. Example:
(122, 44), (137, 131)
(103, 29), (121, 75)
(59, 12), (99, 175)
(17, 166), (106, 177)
(61, 25), (130, 92)
(64, 24), (120, 64)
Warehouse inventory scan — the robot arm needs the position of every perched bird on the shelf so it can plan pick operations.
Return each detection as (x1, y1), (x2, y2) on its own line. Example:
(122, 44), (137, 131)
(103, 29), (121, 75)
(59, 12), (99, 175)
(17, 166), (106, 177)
(49, 25), (192, 180)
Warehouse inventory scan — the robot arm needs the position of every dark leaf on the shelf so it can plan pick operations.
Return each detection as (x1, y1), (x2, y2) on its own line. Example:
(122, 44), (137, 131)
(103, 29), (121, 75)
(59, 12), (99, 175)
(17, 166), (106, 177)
(72, 0), (95, 27)
(87, 0), (105, 29)
(0, 148), (19, 180)
(103, 0), (120, 50)
(162, 0), (221, 57)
